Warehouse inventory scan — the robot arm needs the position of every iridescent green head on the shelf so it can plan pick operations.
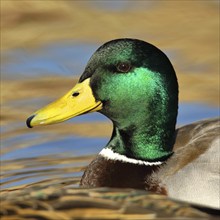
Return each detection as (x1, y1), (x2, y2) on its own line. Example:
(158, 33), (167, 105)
(27, 39), (178, 162)
(80, 39), (178, 161)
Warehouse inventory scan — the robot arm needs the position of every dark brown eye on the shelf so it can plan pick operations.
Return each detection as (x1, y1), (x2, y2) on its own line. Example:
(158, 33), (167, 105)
(116, 62), (131, 73)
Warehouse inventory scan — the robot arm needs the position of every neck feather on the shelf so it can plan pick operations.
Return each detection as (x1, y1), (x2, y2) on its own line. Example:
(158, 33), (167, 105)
(105, 79), (177, 161)
(106, 124), (174, 161)
(99, 148), (164, 166)
(103, 69), (178, 162)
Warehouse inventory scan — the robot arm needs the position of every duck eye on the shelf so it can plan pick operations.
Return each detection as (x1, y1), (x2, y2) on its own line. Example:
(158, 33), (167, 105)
(116, 62), (131, 73)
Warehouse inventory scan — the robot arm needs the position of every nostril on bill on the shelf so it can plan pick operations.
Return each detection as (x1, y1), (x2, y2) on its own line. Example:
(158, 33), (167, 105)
(72, 92), (80, 97)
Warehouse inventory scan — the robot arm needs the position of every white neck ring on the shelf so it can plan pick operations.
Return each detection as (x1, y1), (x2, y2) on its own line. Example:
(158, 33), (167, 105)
(99, 148), (163, 166)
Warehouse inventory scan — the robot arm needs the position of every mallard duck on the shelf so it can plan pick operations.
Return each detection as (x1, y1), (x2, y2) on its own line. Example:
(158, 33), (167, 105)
(26, 38), (220, 210)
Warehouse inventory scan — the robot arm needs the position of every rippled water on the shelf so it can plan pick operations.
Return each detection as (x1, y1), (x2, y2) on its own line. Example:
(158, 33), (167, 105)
(1, 42), (219, 191)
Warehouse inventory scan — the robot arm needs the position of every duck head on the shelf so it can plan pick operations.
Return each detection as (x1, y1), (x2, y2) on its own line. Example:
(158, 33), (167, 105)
(27, 39), (178, 162)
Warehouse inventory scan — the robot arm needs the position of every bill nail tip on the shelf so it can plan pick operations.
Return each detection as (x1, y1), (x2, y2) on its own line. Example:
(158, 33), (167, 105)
(26, 115), (35, 128)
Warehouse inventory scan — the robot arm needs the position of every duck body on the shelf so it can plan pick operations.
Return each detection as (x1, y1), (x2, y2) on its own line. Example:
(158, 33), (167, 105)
(81, 118), (220, 209)
(26, 38), (220, 210)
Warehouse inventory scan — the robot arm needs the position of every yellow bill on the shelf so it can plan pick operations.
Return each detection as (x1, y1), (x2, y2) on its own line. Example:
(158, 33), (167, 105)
(26, 78), (102, 128)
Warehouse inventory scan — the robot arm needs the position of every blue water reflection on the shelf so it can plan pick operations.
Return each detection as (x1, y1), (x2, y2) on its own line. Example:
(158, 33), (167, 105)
(2, 136), (108, 161)
(1, 42), (98, 79)
(177, 103), (219, 125)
